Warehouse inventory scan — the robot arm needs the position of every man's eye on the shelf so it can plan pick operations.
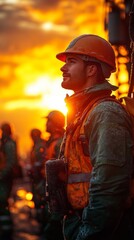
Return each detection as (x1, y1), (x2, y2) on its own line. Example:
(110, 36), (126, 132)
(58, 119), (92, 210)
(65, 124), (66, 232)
(70, 59), (76, 63)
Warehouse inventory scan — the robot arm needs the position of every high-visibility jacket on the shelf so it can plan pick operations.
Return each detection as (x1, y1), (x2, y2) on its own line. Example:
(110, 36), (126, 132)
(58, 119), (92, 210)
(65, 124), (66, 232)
(60, 83), (133, 240)
(63, 94), (134, 210)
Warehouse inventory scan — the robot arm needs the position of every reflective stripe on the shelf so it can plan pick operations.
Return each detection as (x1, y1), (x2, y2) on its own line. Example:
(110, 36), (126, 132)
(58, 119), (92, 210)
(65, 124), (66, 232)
(68, 172), (91, 184)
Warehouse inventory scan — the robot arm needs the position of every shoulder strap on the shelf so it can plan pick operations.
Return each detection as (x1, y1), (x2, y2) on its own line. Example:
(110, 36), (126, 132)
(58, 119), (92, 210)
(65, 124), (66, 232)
(78, 96), (126, 157)
(80, 95), (121, 125)
(66, 95), (121, 136)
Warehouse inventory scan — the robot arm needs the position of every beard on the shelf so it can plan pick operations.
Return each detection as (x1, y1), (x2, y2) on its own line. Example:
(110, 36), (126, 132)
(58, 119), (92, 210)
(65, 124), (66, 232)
(61, 77), (72, 90)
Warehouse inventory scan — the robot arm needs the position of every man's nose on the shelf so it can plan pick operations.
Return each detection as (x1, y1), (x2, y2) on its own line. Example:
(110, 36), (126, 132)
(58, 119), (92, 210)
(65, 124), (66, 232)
(60, 63), (67, 72)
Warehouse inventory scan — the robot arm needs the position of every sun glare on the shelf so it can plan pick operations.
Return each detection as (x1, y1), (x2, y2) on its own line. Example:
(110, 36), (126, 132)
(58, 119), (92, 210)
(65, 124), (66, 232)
(24, 75), (70, 114)
(4, 0), (27, 4)
(4, 75), (72, 114)
(41, 92), (67, 115)
(41, 22), (69, 32)
(42, 22), (53, 31)
(25, 76), (48, 95)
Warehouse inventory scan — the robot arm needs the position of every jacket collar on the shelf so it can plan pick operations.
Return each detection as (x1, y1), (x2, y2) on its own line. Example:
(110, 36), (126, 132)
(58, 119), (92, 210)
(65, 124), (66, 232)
(65, 81), (118, 124)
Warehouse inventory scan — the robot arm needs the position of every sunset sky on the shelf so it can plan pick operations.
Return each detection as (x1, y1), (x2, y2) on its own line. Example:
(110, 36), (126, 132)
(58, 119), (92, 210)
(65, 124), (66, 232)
(0, 0), (128, 158)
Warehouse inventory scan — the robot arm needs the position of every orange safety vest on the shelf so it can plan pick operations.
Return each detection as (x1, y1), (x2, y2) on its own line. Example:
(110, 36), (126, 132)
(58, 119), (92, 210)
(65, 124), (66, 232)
(64, 96), (133, 210)
(64, 119), (92, 209)
(64, 96), (110, 209)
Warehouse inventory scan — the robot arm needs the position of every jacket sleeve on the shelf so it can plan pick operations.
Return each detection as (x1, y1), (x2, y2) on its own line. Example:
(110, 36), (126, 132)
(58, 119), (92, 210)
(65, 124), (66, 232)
(76, 101), (133, 240)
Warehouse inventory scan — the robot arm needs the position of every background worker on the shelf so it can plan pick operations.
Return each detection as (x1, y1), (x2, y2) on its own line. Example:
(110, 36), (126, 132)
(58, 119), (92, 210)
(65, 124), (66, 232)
(40, 110), (65, 240)
(45, 110), (65, 161)
(54, 34), (134, 240)
(29, 128), (46, 222)
(0, 122), (18, 240)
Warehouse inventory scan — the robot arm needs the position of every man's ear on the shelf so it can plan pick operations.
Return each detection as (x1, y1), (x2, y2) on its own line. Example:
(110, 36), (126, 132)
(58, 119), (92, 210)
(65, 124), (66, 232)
(86, 64), (97, 77)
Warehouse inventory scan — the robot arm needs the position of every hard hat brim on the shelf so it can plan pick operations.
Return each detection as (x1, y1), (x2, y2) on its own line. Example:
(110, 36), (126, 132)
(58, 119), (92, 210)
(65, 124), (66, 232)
(56, 51), (86, 62)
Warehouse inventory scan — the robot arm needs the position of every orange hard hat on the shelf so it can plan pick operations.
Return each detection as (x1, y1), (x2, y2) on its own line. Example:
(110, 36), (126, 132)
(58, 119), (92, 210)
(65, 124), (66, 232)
(56, 34), (116, 77)
(45, 110), (65, 129)
(30, 128), (41, 138)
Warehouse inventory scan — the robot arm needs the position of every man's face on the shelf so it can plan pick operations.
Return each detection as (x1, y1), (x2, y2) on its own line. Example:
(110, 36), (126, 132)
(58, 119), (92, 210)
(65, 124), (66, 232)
(60, 54), (87, 92)
(46, 119), (53, 133)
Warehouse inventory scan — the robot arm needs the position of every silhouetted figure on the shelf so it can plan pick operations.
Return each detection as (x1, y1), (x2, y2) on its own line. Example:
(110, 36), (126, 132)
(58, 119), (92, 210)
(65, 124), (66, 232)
(0, 122), (18, 240)
(29, 128), (47, 226)
(45, 110), (65, 160)
(40, 110), (65, 240)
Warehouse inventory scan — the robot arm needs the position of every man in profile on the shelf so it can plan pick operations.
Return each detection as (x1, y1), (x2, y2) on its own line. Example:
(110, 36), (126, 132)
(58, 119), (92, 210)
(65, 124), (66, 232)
(53, 34), (134, 240)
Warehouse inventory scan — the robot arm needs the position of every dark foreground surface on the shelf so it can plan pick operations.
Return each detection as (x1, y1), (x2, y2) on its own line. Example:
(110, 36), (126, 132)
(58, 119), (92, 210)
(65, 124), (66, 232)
(9, 177), (41, 240)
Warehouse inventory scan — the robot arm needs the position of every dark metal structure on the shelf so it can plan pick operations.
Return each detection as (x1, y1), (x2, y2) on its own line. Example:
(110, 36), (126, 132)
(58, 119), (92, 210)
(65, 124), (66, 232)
(104, 0), (133, 97)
